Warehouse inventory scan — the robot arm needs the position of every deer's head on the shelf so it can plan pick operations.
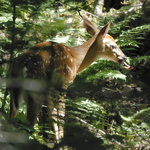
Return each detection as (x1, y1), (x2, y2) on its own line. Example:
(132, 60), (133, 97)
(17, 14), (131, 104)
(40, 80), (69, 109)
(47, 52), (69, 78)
(81, 15), (132, 70)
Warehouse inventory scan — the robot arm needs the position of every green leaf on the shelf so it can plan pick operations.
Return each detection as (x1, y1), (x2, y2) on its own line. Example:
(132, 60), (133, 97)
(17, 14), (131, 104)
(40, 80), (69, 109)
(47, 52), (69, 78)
(86, 70), (126, 82)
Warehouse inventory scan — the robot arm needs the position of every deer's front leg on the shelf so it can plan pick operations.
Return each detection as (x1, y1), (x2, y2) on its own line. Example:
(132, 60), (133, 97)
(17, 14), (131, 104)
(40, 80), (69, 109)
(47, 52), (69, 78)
(47, 90), (66, 143)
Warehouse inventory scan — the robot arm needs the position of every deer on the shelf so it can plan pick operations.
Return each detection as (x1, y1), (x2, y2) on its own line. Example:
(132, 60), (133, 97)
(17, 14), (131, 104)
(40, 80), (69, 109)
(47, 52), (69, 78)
(9, 14), (132, 144)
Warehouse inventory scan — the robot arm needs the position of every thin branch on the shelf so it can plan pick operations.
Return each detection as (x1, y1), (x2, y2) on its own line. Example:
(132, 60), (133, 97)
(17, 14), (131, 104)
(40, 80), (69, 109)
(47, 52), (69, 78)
(71, 115), (106, 137)
(72, 115), (128, 148)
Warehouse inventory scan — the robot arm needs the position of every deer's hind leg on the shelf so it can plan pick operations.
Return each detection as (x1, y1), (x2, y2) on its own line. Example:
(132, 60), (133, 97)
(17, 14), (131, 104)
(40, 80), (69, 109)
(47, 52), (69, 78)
(9, 87), (22, 118)
(25, 91), (44, 127)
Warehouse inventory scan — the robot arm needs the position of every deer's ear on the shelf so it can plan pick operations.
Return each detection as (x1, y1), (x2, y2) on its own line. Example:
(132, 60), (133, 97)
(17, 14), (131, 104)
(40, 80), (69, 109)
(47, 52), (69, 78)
(80, 15), (99, 35)
(98, 23), (110, 38)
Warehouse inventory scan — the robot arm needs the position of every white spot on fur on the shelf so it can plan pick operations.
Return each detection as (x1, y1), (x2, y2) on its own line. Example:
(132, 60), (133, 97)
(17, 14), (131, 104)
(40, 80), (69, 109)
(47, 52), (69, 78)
(66, 65), (72, 73)
(70, 58), (73, 62)
(63, 56), (66, 59)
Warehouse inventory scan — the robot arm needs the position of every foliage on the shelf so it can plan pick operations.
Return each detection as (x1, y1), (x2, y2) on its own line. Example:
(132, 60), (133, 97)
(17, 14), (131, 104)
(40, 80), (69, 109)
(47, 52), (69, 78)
(78, 58), (129, 81)
(68, 97), (107, 128)
(117, 24), (150, 48)
(67, 2), (150, 149)
(0, 0), (150, 149)
(67, 96), (150, 149)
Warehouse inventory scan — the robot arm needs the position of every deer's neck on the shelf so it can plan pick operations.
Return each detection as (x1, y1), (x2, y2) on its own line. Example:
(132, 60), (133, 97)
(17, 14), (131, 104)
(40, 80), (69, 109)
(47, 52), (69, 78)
(72, 34), (98, 73)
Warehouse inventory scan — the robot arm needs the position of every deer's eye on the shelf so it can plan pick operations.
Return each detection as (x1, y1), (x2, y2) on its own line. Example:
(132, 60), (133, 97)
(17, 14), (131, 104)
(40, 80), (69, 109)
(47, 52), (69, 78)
(111, 45), (116, 49)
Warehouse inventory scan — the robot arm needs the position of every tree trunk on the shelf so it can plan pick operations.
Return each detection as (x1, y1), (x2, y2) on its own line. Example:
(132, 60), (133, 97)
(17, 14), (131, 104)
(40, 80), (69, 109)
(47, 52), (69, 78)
(94, 0), (104, 16)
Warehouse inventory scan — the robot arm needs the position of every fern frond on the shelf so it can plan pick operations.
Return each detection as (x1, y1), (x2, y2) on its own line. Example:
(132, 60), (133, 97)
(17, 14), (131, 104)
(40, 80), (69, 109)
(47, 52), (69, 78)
(86, 70), (126, 82)
(118, 24), (150, 47)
